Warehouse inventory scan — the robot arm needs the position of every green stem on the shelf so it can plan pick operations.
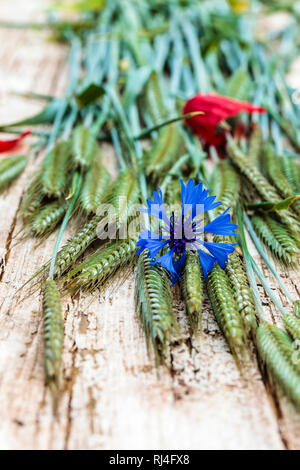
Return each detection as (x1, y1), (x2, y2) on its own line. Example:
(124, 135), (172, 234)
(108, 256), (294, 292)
(251, 258), (289, 317)
(30, 138), (47, 153)
(92, 95), (111, 135)
(11, 91), (53, 101)
(237, 206), (265, 322)
(47, 101), (68, 150)
(49, 173), (82, 279)
(105, 86), (135, 158)
(47, 38), (81, 150)
(128, 104), (148, 205)
(62, 107), (78, 140)
(160, 154), (190, 193)
(0, 128), (52, 138)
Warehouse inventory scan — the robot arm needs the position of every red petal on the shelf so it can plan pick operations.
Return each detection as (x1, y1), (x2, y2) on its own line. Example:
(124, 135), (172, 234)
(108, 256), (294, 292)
(0, 130), (31, 153)
(183, 93), (266, 146)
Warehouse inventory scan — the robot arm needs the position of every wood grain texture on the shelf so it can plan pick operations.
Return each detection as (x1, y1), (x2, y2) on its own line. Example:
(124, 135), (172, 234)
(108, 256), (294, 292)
(0, 0), (299, 450)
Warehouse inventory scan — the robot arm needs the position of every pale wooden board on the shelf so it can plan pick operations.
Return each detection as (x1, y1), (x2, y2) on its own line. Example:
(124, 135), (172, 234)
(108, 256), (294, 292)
(0, 0), (299, 450)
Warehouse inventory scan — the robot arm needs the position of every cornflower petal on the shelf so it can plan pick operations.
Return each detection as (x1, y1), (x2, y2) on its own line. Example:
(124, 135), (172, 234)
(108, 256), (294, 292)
(136, 237), (169, 258)
(203, 241), (237, 269)
(197, 249), (216, 279)
(204, 208), (238, 236)
(154, 248), (178, 276)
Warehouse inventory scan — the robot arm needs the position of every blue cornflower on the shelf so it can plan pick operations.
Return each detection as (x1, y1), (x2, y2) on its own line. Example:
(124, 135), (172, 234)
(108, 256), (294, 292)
(137, 179), (238, 282)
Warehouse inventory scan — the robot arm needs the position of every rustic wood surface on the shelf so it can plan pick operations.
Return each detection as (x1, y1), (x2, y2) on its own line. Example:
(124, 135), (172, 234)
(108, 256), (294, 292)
(0, 0), (299, 450)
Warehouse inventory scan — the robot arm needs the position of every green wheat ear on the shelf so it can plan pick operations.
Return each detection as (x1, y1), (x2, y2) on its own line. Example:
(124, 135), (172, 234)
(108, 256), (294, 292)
(143, 70), (166, 123)
(251, 214), (300, 267)
(72, 124), (97, 170)
(43, 278), (64, 414)
(30, 200), (67, 238)
(165, 177), (182, 205)
(136, 250), (177, 366)
(145, 124), (185, 178)
(227, 140), (300, 233)
(224, 67), (252, 101)
(209, 163), (256, 339)
(0, 155), (27, 192)
(256, 322), (300, 410)
(78, 157), (111, 215)
(39, 167), (140, 279)
(207, 264), (247, 365)
(67, 238), (137, 292)
(181, 251), (203, 333)
(225, 252), (258, 338)
(227, 140), (280, 201)
(279, 155), (300, 193)
(20, 173), (45, 220)
(52, 213), (102, 278)
(264, 144), (300, 217)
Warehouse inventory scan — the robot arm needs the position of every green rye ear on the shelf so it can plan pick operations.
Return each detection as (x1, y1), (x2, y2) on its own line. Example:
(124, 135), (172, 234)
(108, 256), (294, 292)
(71, 124), (97, 170)
(180, 251), (203, 333)
(264, 144), (300, 217)
(210, 160), (240, 217)
(41, 140), (71, 198)
(256, 322), (300, 411)
(30, 201), (67, 238)
(207, 264), (247, 365)
(251, 214), (300, 267)
(78, 159), (111, 215)
(67, 238), (137, 292)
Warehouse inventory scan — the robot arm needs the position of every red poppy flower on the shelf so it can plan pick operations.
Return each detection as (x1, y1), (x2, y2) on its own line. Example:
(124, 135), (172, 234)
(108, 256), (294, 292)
(0, 130), (31, 153)
(183, 94), (266, 145)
